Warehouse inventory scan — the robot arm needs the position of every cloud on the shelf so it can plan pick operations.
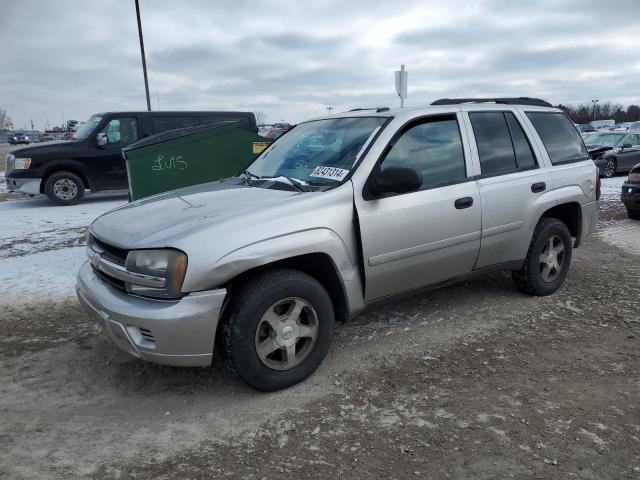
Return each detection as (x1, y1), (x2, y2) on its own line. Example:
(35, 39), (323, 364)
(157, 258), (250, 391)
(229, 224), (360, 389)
(1, 0), (639, 130)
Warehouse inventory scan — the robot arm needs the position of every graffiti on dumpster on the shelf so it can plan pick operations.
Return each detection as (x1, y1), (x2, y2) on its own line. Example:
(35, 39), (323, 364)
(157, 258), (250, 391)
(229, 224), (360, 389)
(152, 154), (188, 172)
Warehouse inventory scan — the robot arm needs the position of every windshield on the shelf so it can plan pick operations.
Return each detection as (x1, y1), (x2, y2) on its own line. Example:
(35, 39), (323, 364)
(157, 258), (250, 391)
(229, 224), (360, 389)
(247, 117), (387, 187)
(73, 115), (102, 139)
(584, 133), (624, 147)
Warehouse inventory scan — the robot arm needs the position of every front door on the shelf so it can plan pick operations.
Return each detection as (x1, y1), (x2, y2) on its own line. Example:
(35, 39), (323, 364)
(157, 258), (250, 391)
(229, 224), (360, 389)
(618, 133), (640, 171)
(90, 117), (139, 190)
(355, 114), (481, 302)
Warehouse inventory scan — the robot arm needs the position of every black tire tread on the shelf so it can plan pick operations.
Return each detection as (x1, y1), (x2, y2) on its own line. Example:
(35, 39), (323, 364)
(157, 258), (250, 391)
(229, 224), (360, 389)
(220, 268), (334, 391)
(512, 217), (571, 296)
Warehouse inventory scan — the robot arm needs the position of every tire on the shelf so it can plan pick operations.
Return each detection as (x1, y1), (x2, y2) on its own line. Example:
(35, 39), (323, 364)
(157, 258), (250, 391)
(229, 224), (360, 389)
(601, 158), (617, 178)
(628, 209), (640, 220)
(512, 218), (572, 296)
(44, 171), (85, 205)
(221, 268), (335, 391)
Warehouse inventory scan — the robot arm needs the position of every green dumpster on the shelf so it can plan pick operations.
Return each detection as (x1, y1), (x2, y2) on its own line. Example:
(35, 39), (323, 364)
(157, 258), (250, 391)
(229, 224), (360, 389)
(123, 121), (272, 201)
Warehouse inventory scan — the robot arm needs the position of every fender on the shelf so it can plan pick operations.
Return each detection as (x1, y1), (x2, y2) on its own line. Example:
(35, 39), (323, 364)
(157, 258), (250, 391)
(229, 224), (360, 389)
(551, 184), (589, 206)
(188, 228), (365, 314)
(41, 159), (93, 191)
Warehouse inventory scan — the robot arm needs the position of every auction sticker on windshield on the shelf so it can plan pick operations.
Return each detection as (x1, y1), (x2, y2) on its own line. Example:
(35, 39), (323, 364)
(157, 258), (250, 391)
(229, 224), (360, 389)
(309, 166), (350, 181)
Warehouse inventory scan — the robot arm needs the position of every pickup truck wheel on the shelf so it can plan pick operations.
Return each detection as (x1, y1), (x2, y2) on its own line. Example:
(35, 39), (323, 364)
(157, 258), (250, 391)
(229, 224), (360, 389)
(222, 268), (335, 391)
(512, 218), (572, 296)
(44, 171), (85, 205)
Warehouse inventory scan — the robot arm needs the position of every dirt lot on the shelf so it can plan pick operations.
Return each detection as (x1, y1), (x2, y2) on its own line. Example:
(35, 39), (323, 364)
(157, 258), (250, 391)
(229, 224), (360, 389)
(1, 177), (639, 479)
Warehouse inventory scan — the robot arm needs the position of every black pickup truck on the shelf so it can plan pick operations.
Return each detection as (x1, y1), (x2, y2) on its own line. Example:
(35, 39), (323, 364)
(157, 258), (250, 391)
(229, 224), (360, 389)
(5, 111), (257, 205)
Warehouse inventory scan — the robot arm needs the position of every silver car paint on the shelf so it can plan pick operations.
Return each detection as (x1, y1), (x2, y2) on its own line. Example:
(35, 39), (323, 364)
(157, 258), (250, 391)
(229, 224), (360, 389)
(79, 104), (599, 366)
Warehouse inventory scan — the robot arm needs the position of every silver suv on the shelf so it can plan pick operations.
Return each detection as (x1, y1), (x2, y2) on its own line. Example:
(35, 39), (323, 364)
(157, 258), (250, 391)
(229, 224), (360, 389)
(77, 98), (600, 391)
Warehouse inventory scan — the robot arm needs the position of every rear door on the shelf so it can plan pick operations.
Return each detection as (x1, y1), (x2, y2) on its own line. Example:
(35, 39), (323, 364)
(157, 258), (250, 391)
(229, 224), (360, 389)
(465, 110), (553, 268)
(355, 113), (482, 301)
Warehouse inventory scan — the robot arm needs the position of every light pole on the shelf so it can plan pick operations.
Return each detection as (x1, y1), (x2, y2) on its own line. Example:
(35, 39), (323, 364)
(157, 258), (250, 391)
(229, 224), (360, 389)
(135, 0), (152, 112)
(326, 106), (334, 115)
(591, 99), (599, 121)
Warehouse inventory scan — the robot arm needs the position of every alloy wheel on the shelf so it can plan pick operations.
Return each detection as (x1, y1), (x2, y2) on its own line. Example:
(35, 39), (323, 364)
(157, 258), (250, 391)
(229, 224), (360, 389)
(254, 297), (319, 371)
(539, 235), (565, 283)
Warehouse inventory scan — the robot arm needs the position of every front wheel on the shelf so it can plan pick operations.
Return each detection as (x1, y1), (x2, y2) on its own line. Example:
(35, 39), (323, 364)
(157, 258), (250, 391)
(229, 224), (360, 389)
(44, 171), (85, 205)
(512, 218), (572, 296)
(221, 269), (335, 391)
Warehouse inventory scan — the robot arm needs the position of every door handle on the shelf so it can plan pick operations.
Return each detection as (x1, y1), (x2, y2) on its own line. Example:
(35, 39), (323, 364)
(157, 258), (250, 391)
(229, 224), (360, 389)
(531, 182), (546, 193)
(454, 197), (474, 209)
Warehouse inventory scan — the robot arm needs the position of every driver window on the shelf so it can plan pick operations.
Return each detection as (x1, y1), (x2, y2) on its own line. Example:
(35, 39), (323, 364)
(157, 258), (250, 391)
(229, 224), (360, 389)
(380, 116), (467, 191)
(623, 134), (638, 146)
(101, 118), (138, 145)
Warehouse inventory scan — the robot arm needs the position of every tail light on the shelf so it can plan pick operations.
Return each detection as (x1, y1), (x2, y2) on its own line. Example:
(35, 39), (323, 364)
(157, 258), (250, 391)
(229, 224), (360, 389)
(595, 171), (601, 201)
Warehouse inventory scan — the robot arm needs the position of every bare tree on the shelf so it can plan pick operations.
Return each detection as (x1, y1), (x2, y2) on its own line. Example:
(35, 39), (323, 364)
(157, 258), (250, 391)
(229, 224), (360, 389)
(254, 111), (267, 126)
(0, 109), (14, 131)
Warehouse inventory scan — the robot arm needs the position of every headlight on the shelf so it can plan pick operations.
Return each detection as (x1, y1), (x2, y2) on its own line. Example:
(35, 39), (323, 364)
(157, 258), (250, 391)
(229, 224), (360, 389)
(125, 249), (187, 299)
(13, 157), (31, 169)
(628, 172), (640, 183)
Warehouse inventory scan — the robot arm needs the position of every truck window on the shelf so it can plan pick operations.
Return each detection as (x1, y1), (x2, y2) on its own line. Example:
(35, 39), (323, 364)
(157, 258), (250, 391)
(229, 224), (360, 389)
(100, 118), (138, 145)
(380, 116), (466, 190)
(505, 112), (537, 169)
(151, 116), (202, 133)
(526, 112), (588, 164)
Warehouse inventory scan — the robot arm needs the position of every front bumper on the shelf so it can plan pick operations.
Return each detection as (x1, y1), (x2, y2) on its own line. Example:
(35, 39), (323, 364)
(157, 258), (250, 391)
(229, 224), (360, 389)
(5, 176), (41, 195)
(76, 261), (227, 367)
(621, 183), (640, 211)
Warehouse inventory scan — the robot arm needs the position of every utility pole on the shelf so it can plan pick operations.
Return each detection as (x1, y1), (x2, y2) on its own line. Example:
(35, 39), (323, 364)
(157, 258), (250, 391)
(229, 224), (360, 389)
(591, 99), (599, 121)
(395, 64), (408, 108)
(135, 0), (152, 111)
(326, 106), (334, 115)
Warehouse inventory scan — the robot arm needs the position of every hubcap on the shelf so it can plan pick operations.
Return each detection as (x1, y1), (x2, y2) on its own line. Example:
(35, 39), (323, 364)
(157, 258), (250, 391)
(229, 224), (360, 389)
(254, 297), (319, 371)
(604, 160), (615, 177)
(53, 178), (78, 201)
(539, 235), (565, 283)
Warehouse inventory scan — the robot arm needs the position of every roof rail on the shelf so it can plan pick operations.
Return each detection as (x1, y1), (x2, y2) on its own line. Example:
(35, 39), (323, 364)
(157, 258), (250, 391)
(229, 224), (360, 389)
(348, 107), (390, 113)
(431, 97), (553, 108)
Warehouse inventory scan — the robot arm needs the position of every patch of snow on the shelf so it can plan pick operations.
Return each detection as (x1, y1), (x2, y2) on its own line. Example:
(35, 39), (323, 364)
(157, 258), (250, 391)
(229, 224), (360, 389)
(0, 247), (86, 306)
(599, 175), (626, 203)
(0, 193), (126, 258)
(597, 219), (640, 255)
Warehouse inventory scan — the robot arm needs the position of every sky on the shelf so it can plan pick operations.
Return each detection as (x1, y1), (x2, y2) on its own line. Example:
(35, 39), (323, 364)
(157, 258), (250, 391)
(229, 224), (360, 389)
(2, 0), (639, 130)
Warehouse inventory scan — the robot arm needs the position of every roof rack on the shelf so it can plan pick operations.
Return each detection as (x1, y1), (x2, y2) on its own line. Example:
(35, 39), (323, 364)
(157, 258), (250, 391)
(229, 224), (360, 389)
(431, 97), (553, 108)
(348, 107), (390, 113)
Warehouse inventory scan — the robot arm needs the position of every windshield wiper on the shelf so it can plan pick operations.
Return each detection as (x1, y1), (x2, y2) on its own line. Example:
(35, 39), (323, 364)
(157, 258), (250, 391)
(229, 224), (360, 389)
(240, 170), (261, 185)
(262, 175), (310, 192)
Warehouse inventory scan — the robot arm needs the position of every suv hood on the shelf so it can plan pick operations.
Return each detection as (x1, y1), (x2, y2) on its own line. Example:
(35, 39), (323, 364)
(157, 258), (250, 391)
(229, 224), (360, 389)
(90, 181), (301, 248)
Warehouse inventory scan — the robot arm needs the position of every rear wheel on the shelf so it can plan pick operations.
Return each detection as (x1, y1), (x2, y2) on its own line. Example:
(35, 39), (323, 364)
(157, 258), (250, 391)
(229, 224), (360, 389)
(512, 218), (572, 296)
(628, 209), (640, 220)
(602, 158), (617, 178)
(221, 269), (335, 391)
(44, 171), (85, 205)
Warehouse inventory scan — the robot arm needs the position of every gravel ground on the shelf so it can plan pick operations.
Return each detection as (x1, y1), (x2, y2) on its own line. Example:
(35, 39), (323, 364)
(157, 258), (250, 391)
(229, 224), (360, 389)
(0, 175), (639, 479)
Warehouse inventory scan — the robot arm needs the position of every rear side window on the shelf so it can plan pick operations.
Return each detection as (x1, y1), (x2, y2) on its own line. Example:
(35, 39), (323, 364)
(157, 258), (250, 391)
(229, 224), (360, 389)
(470, 112), (538, 175)
(505, 113), (536, 169)
(526, 112), (588, 164)
(151, 116), (203, 133)
(470, 112), (517, 174)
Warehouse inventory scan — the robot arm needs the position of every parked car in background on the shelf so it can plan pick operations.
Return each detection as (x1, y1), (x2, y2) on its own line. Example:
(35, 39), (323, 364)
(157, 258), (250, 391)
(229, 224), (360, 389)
(585, 132), (640, 177)
(628, 121), (640, 131)
(8, 132), (30, 145)
(579, 124), (596, 133)
(621, 163), (640, 219)
(77, 97), (599, 391)
(590, 119), (615, 130)
(264, 127), (290, 140)
(5, 111), (257, 205)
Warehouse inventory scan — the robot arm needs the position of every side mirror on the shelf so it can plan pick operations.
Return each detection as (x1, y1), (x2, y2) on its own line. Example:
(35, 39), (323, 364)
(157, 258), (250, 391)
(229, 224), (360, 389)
(96, 132), (108, 147)
(370, 166), (422, 195)
(622, 143), (633, 149)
